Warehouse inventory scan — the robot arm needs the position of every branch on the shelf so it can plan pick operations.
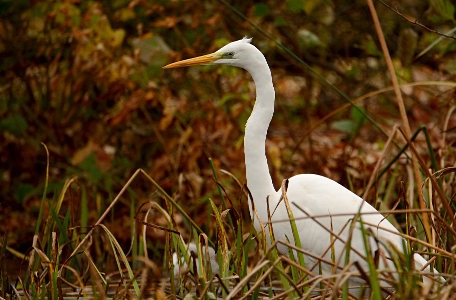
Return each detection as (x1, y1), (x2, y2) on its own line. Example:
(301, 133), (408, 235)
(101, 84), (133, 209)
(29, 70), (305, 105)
(377, 0), (456, 40)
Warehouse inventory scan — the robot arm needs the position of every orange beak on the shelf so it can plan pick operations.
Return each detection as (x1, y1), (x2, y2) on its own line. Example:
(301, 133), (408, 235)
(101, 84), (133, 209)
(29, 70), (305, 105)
(163, 53), (219, 69)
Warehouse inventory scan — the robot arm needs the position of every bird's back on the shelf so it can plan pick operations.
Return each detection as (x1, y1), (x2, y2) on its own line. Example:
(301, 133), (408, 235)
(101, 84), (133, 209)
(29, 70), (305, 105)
(268, 174), (407, 281)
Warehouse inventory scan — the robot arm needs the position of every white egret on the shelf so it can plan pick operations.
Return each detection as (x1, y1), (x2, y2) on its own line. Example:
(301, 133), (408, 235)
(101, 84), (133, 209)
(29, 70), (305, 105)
(164, 38), (438, 292)
(173, 242), (219, 278)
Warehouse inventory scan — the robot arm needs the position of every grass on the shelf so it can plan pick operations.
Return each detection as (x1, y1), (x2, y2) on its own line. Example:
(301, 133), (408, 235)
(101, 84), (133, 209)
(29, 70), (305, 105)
(2, 151), (455, 299)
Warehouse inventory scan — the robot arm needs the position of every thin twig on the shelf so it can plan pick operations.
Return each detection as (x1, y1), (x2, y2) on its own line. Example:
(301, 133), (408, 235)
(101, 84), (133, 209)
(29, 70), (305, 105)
(362, 124), (399, 198)
(398, 128), (456, 228)
(225, 260), (270, 299)
(377, 0), (456, 40)
(367, 0), (432, 241)
(60, 169), (143, 272)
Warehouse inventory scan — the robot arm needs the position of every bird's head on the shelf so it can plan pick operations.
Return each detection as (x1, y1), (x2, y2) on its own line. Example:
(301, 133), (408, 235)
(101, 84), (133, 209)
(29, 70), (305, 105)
(163, 37), (264, 71)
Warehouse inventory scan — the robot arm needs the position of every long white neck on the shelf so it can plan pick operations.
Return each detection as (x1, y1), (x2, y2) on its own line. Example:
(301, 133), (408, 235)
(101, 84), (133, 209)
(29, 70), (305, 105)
(243, 56), (276, 224)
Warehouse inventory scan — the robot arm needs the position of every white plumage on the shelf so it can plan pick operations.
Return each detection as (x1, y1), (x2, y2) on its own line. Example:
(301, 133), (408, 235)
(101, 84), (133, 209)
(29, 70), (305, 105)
(172, 242), (219, 279)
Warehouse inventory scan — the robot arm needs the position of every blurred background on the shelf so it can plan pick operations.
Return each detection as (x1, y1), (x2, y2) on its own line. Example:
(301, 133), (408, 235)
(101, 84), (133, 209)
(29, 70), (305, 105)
(1, 0), (455, 281)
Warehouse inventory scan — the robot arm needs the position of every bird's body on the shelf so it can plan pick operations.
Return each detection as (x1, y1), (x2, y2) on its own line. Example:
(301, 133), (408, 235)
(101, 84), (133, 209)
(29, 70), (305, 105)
(164, 38), (437, 293)
(173, 242), (219, 279)
(257, 174), (428, 276)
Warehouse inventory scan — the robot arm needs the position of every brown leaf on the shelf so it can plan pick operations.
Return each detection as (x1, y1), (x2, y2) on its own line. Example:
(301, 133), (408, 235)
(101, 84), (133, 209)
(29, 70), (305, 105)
(71, 140), (97, 165)
(159, 99), (177, 130)
(109, 89), (155, 126)
(152, 16), (176, 28)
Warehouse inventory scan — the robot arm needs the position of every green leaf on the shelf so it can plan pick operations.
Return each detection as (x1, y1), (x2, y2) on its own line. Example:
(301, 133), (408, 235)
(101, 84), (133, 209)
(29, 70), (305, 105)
(79, 153), (104, 183)
(297, 29), (322, 49)
(416, 26), (456, 59)
(132, 35), (171, 69)
(303, 0), (323, 15)
(254, 3), (270, 17)
(430, 0), (455, 22)
(116, 7), (136, 21)
(274, 17), (286, 26)
(332, 120), (357, 133)
(359, 36), (383, 57)
(350, 106), (366, 126)
(345, 65), (361, 79)
(286, 0), (304, 12)
(0, 114), (28, 136)
(14, 183), (34, 203)
(111, 29), (125, 47)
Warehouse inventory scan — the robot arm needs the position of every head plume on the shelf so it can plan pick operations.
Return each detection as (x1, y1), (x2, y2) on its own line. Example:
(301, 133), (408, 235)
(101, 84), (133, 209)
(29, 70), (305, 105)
(241, 37), (252, 43)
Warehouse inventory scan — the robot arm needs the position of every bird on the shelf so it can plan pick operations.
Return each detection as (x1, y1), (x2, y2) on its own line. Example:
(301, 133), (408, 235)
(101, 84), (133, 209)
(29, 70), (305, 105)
(172, 242), (219, 279)
(164, 37), (439, 295)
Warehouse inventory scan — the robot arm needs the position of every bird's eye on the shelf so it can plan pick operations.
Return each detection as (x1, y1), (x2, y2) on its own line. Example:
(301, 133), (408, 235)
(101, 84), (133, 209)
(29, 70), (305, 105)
(223, 52), (235, 58)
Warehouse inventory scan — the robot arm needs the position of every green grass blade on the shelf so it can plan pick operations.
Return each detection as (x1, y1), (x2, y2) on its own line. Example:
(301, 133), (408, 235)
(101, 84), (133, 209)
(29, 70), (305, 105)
(42, 177), (77, 249)
(280, 180), (306, 282)
(373, 126), (424, 191)
(60, 209), (71, 245)
(209, 157), (234, 231)
(85, 252), (107, 285)
(422, 126), (438, 171)
(81, 185), (88, 234)
(342, 219), (355, 300)
(130, 199), (138, 269)
(416, 27), (456, 59)
(265, 197), (295, 297)
(285, 235), (299, 284)
(35, 143), (50, 236)
(99, 224), (140, 296)
(358, 218), (381, 299)
(208, 198), (229, 278)
(140, 169), (214, 248)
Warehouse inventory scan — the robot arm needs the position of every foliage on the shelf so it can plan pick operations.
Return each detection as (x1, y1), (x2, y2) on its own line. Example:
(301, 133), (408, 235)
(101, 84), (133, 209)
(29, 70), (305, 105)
(1, 0), (456, 298)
